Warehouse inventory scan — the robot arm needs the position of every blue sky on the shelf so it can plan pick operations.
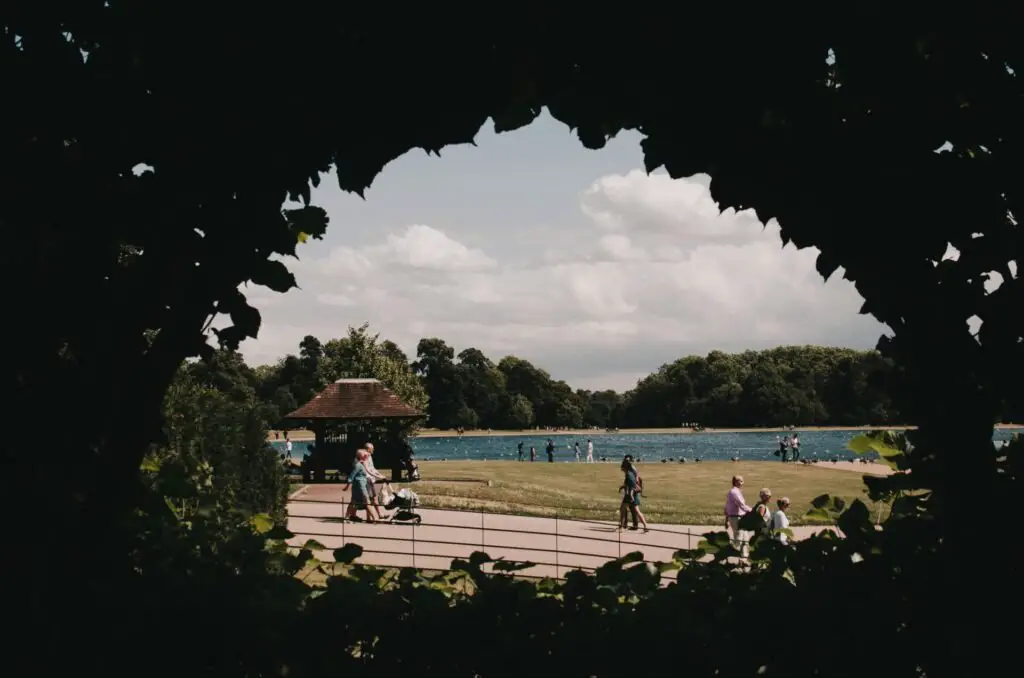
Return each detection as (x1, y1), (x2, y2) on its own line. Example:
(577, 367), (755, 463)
(233, 111), (887, 391)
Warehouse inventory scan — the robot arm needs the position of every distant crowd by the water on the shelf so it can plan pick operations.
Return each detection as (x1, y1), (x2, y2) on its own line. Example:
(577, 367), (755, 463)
(273, 428), (1019, 464)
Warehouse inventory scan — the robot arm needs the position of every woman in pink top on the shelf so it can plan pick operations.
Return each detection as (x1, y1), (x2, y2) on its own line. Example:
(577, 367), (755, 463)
(724, 475), (752, 557)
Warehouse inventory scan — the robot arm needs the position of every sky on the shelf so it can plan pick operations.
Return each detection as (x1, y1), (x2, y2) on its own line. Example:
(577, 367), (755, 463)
(225, 111), (889, 392)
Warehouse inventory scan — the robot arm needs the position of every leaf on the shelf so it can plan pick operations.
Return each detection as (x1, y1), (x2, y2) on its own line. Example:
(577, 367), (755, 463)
(333, 544), (363, 564)
(468, 551), (493, 568)
(250, 260), (298, 293)
(139, 456), (161, 473)
(810, 494), (831, 509)
(891, 495), (925, 518)
(700, 531), (733, 553)
(266, 526), (294, 540)
(302, 539), (326, 550)
(837, 499), (872, 535)
(847, 434), (874, 455)
(619, 551), (644, 564)
(250, 513), (274, 534)
(491, 560), (535, 572)
(285, 206), (329, 241)
(815, 251), (841, 281)
(804, 507), (832, 521)
(673, 548), (707, 560)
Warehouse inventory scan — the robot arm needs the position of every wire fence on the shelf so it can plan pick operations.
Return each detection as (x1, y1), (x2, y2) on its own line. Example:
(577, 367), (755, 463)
(286, 496), (754, 581)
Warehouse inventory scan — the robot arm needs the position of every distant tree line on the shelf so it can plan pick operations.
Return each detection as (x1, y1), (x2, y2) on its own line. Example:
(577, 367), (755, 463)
(250, 326), (913, 429)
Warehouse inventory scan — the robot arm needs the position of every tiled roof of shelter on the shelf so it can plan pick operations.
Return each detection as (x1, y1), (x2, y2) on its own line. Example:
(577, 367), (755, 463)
(283, 378), (424, 420)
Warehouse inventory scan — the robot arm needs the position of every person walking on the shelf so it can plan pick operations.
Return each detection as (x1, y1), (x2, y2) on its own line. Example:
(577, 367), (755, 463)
(743, 487), (773, 540)
(343, 450), (379, 522)
(363, 442), (387, 518)
(772, 497), (791, 544)
(517, 441), (524, 461)
(586, 439), (594, 463)
(530, 446), (536, 462)
(724, 475), (752, 557)
(546, 438), (555, 463)
(619, 456), (649, 532)
(574, 441), (581, 462)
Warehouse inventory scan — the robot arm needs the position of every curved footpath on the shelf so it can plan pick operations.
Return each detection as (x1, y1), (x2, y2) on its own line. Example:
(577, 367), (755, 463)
(287, 485), (841, 580)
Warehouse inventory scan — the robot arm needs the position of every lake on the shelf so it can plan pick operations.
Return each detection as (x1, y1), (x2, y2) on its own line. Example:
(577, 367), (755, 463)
(271, 428), (1017, 463)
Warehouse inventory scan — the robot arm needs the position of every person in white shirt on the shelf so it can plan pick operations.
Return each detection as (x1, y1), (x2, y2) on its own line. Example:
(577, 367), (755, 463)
(362, 443), (388, 519)
(772, 497), (791, 544)
(285, 439), (293, 456)
(586, 439), (594, 463)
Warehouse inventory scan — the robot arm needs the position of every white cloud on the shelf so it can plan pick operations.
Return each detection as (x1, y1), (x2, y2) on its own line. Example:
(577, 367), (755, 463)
(377, 224), (496, 272)
(229, 170), (887, 390)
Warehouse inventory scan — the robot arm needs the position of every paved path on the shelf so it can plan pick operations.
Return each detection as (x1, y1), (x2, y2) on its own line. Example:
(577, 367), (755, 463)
(287, 485), (838, 579)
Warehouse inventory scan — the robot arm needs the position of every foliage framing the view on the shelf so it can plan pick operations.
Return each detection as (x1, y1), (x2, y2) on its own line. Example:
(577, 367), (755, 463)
(4, 6), (1021, 678)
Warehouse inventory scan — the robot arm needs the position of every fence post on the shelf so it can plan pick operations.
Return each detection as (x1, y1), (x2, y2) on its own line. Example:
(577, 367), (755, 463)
(617, 520), (622, 559)
(412, 521), (416, 569)
(481, 509), (485, 553)
(554, 510), (559, 579)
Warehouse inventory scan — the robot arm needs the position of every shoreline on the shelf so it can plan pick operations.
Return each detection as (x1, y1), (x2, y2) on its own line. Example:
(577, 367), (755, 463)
(269, 423), (1021, 442)
(409, 458), (893, 476)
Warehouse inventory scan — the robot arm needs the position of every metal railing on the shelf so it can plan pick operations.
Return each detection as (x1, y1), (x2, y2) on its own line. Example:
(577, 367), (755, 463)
(286, 497), (754, 581)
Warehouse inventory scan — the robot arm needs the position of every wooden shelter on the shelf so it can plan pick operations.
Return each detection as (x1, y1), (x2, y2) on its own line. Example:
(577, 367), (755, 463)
(282, 378), (424, 482)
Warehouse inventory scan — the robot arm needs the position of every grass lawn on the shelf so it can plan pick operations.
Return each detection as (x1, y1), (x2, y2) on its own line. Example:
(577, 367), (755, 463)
(407, 461), (887, 526)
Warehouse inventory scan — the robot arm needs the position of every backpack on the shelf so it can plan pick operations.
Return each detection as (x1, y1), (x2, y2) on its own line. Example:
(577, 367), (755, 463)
(739, 502), (770, 533)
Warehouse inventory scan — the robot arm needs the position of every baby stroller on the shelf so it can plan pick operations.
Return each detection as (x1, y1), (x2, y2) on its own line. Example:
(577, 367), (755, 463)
(379, 486), (422, 524)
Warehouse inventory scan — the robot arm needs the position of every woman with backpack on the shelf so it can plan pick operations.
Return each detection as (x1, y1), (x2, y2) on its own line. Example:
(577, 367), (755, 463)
(752, 488), (773, 536)
(738, 487), (774, 548)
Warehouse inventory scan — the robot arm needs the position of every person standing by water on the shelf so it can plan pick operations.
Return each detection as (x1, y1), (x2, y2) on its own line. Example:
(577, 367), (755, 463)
(586, 439), (594, 463)
(530, 446), (536, 462)
(546, 438), (555, 463)
(790, 433), (801, 461)
(517, 441), (524, 461)
(724, 475), (752, 557)
(574, 441), (581, 462)
(776, 435), (790, 462)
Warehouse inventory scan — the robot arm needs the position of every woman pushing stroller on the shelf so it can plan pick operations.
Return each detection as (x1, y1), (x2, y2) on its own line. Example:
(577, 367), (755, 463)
(343, 449), (388, 522)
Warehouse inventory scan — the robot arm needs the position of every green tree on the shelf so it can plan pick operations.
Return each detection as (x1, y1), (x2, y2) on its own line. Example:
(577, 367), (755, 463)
(505, 394), (535, 430)
(324, 324), (427, 412)
(457, 347), (507, 428)
(413, 337), (464, 428)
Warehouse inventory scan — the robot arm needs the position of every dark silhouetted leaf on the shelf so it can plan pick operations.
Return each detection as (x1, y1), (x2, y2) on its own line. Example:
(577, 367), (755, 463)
(333, 544), (363, 564)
